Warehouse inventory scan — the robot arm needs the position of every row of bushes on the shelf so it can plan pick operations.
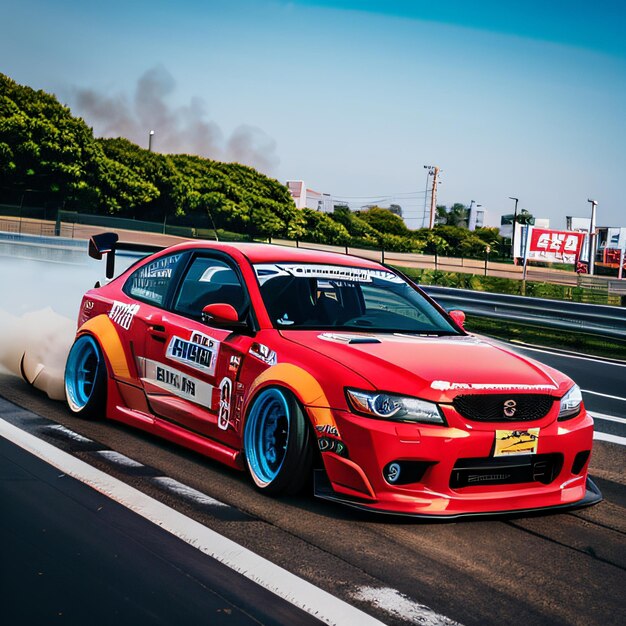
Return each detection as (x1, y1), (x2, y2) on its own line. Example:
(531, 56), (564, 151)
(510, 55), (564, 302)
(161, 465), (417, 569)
(398, 267), (621, 305)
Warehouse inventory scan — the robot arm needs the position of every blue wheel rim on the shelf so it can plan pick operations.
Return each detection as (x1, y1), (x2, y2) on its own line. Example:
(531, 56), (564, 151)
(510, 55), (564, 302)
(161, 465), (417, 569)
(65, 336), (100, 411)
(244, 388), (290, 486)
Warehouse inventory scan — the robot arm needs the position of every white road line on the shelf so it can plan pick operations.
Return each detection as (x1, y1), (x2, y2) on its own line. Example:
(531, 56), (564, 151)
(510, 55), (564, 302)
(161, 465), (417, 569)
(589, 411), (626, 425)
(594, 432), (626, 446)
(152, 476), (229, 508)
(508, 343), (626, 367)
(96, 450), (145, 468)
(45, 424), (94, 443)
(0, 418), (385, 626)
(353, 587), (461, 626)
(582, 389), (626, 402)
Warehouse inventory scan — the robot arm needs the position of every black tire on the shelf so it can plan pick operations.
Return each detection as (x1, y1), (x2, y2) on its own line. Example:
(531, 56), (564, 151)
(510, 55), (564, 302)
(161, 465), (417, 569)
(243, 386), (313, 495)
(64, 335), (107, 419)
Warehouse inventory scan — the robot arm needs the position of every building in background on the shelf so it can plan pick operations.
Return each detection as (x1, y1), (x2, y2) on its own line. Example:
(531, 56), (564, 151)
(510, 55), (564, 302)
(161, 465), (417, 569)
(566, 216), (592, 232)
(286, 180), (336, 212)
(468, 205), (487, 231)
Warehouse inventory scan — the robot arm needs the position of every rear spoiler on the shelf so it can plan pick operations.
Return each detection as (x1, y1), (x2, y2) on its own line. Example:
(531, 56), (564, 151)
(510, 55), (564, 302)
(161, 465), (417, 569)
(88, 232), (119, 279)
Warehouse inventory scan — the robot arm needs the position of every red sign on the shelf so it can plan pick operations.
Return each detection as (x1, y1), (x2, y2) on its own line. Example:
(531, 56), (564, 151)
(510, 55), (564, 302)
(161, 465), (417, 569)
(527, 228), (586, 264)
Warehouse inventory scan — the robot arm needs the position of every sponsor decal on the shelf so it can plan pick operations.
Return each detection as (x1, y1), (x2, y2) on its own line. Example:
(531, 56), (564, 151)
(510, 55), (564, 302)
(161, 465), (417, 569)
(83, 299), (94, 311)
(318, 437), (347, 456)
(249, 342), (277, 366)
(218, 377), (232, 431)
(139, 254), (181, 278)
(254, 264), (403, 286)
(254, 263), (371, 284)
(431, 380), (557, 392)
(109, 300), (140, 330)
(316, 424), (340, 437)
(166, 331), (219, 376)
(139, 358), (213, 406)
(494, 428), (540, 457)
(467, 473), (511, 484)
(228, 355), (242, 374)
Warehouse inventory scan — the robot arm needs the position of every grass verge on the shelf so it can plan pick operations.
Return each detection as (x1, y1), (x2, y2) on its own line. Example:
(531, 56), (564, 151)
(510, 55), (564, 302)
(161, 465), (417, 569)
(465, 315), (626, 362)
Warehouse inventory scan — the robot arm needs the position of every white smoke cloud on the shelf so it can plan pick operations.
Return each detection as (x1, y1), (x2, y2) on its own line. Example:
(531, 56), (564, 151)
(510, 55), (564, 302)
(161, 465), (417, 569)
(73, 65), (279, 174)
(0, 307), (75, 401)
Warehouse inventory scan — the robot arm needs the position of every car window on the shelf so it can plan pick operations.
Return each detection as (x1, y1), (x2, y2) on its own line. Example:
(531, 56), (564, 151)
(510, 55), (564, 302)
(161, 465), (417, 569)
(173, 256), (245, 319)
(254, 263), (459, 334)
(123, 253), (182, 306)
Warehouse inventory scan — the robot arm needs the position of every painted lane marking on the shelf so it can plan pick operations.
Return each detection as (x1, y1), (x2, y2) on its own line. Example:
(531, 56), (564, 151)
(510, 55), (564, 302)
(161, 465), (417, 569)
(96, 450), (145, 468)
(582, 389), (626, 402)
(352, 586), (461, 626)
(508, 343), (626, 368)
(594, 432), (626, 446)
(45, 424), (94, 443)
(588, 411), (626, 425)
(0, 419), (384, 626)
(152, 477), (229, 508)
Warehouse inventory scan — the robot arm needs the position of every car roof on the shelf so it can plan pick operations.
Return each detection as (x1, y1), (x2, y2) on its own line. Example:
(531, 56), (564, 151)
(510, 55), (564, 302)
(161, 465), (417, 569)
(164, 240), (386, 269)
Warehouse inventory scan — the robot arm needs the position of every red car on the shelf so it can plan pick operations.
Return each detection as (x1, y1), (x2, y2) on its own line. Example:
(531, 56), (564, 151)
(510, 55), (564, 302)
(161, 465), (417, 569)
(64, 235), (601, 517)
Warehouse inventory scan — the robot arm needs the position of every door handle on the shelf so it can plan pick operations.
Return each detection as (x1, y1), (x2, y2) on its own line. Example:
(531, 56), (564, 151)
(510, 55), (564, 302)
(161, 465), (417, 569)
(148, 324), (167, 340)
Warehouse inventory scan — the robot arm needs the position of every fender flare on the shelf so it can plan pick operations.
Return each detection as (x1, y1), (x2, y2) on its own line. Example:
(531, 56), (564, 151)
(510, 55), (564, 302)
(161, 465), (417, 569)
(245, 363), (340, 435)
(76, 314), (133, 381)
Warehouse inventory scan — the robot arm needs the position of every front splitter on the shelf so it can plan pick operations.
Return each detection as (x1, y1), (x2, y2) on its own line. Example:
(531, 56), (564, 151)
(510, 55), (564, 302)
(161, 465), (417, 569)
(313, 470), (603, 520)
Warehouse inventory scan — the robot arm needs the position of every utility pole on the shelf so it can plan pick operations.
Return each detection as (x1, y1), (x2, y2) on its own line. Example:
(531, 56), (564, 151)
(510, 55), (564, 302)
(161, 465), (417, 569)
(424, 165), (440, 229)
(587, 199), (597, 275)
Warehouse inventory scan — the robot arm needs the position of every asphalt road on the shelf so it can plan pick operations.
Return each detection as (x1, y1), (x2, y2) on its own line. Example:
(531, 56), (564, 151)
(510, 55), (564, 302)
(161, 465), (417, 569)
(503, 342), (626, 435)
(0, 434), (322, 626)
(1, 372), (624, 626)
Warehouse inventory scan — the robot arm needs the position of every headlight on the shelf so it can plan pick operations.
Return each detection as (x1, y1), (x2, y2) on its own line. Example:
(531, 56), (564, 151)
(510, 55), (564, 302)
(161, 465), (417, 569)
(558, 384), (582, 421)
(346, 389), (445, 425)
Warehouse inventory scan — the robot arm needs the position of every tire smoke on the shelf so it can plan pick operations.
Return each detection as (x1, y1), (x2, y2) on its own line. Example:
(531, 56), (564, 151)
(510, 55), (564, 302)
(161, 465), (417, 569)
(0, 307), (75, 400)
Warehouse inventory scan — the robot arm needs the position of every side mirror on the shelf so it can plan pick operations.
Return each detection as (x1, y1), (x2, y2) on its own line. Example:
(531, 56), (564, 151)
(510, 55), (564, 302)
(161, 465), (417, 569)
(449, 309), (466, 328)
(202, 303), (243, 327)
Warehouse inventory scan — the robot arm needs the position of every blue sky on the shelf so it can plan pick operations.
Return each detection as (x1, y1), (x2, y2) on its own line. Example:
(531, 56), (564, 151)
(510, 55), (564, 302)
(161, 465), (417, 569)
(2, 0), (625, 228)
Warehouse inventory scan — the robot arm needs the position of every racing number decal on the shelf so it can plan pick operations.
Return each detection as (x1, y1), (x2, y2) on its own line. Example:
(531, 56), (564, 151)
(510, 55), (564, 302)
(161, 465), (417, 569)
(218, 377), (232, 431)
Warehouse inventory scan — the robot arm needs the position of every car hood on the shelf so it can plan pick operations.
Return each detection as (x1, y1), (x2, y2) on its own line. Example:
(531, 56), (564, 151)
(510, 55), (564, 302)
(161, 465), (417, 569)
(279, 331), (571, 401)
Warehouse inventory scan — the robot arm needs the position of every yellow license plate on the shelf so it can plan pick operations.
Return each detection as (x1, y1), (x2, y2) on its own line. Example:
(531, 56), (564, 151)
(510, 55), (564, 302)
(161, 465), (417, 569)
(494, 428), (539, 457)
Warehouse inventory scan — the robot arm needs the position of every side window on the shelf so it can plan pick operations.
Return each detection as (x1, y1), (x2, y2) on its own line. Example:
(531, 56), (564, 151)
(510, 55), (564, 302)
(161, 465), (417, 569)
(173, 256), (245, 319)
(123, 253), (182, 306)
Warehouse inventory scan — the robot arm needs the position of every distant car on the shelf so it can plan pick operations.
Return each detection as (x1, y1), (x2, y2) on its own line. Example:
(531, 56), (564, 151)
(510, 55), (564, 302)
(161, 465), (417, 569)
(64, 236), (601, 517)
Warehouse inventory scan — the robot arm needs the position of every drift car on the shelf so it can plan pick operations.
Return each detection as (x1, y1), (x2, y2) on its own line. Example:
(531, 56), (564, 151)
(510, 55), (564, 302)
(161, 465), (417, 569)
(63, 235), (601, 517)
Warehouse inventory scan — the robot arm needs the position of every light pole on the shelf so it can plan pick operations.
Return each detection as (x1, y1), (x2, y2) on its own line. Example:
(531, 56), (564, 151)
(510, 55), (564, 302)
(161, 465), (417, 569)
(508, 197), (519, 260)
(587, 199), (597, 275)
(148, 130), (155, 152)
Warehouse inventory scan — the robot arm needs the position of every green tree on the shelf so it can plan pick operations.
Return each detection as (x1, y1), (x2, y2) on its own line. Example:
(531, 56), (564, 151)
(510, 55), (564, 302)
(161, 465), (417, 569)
(435, 203), (469, 228)
(300, 209), (350, 245)
(357, 205), (409, 236)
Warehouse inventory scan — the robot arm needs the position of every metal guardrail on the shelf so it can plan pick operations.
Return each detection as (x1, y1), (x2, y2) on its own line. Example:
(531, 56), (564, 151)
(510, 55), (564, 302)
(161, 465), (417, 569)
(2, 231), (624, 340)
(422, 286), (626, 341)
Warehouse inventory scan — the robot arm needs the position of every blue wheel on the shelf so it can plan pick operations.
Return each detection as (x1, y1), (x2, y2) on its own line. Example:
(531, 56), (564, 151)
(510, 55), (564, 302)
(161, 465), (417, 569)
(64, 335), (106, 418)
(244, 387), (312, 495)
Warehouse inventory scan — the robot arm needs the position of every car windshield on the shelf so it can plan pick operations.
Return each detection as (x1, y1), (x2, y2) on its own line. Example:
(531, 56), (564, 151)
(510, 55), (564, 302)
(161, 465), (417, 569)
(254, 263), (460, 334)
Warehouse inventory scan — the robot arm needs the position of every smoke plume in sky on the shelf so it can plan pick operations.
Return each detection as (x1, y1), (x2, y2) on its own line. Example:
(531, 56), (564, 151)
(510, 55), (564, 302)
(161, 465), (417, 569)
(73, 65), (279, 174)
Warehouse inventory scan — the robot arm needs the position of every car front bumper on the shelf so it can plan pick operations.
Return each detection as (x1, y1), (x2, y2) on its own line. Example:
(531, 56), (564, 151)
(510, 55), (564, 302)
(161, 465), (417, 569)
(313, 406), (601, 517)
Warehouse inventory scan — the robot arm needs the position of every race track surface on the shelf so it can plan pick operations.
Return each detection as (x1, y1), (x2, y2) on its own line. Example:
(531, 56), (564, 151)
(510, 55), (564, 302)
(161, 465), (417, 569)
(1, 373), (624, 626)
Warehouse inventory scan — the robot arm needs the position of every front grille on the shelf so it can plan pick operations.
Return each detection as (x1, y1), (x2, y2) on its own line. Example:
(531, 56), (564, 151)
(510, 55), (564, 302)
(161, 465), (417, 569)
(452, 394), (554, 422)
(450, 454), (563, 489)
